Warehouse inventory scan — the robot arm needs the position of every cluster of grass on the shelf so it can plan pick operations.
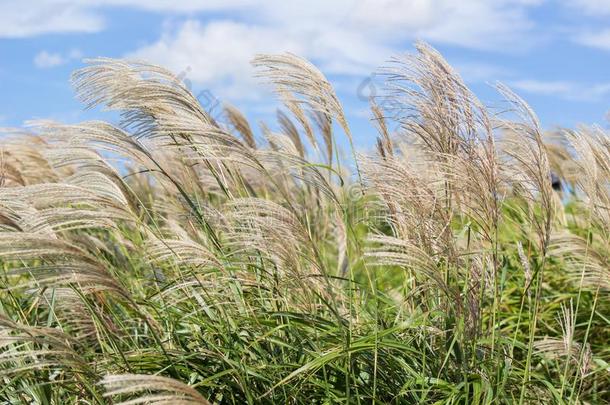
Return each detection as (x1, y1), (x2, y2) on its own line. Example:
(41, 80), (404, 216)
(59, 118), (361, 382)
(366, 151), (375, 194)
(0, 42), (609, 404)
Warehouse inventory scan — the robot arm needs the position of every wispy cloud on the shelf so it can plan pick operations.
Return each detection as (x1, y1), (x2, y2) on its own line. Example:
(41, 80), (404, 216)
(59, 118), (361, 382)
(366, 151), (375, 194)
(452, 61), (512, 83)
(0, 0), (545, 42)
(510, 79), (610, 101)
(5, 1), (548, 104)
(560, 1), (610, 51)
(564, 0), (610, 16)
(34, 51), (65, 68)
(575, 28), (610, 51)
(511, 80), (575, 95)
(34, 49), (82, 69)
(0, 3), (103, 38)
(125, 0), (543, 103)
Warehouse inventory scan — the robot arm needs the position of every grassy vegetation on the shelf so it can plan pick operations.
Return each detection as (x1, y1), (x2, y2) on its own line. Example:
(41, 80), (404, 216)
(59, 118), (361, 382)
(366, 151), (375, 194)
(0, 42), (609, 404)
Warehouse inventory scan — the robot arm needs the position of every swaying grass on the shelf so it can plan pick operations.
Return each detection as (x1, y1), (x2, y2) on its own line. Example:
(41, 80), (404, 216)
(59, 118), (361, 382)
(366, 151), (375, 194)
(1, 41), (609, 404)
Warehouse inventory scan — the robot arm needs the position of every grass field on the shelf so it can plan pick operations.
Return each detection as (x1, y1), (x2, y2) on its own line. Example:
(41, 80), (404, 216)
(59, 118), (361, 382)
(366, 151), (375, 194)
(0, 42), (609, 404)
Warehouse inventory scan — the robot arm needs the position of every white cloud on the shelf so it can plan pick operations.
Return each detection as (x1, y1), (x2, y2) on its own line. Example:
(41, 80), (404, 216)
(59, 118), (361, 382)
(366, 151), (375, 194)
(86, 0), (256, 13)
(0, 0), (251, 38)
(510, 79), (610, 101)
(0, 0), (542, 47)
(34, 49), (83, 69)
(561, 1), (610, 50)
(128, 20), (303, 102)
(3, 0), (547, 104)
(0, 3), (103, 38)
(68, 49), (83, 59)
(127, 17), (397, 102)
(124, 0), (543, 103)
(452, 62), (512, 83)
(511, 79), (575, 95)
(575, 28), (610, 51)
(565, 0), (610, 16)
(34, 51), (65, 68)
(376, 0), (539, 50)
(4, 0), (558, 109)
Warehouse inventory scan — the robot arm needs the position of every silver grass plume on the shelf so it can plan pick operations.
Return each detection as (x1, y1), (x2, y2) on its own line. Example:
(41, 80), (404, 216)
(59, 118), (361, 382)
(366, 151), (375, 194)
(100, 374), (211, 405)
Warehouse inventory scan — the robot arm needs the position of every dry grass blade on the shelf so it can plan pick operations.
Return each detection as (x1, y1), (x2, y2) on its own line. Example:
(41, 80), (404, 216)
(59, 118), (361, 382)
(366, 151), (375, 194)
(497, 84), (554, 251)
(38, 288), (98, 342)
(549, 231), (610, 290)
(533, 301), (592, 376)
(277, 109), (305, 158)
(252, 52), (351, 141)
(35, 120), (154, 169)
(365, 234), (452, 298)
(0, 232), (130, 298)
(371, 102), (393, 159)
(224, 104), (256, 149)
(517, 241), (533, 299)
(0, 175), (133, 233)
(100, 374), (211, 405)
(258, 150), (340, 203)
(278, 94), (317, 151)
(565, 127), (610, 235)
(146, 235), (221, 269)
(359, 154), (453, 258)
(380, 41), (501, 249)
(72, 58), (213, 134)
(0, 133), (59, 186)
(383, 41), (491, 157)
(0, 315), (89, 376)
(310, 109), (333, 164)
(224, 197), (323, 280)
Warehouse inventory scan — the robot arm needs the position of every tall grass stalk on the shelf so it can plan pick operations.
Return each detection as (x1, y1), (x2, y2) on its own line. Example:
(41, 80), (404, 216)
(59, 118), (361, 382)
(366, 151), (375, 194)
(0, 43), (608, 404)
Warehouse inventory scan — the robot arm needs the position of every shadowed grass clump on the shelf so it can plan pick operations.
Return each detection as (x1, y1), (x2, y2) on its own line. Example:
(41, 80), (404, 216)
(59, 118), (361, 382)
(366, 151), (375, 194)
(0, 42), (609, 404)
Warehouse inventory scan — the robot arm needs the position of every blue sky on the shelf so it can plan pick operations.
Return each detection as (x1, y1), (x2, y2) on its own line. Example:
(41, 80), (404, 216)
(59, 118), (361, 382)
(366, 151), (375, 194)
(1, 0), (610, 148)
